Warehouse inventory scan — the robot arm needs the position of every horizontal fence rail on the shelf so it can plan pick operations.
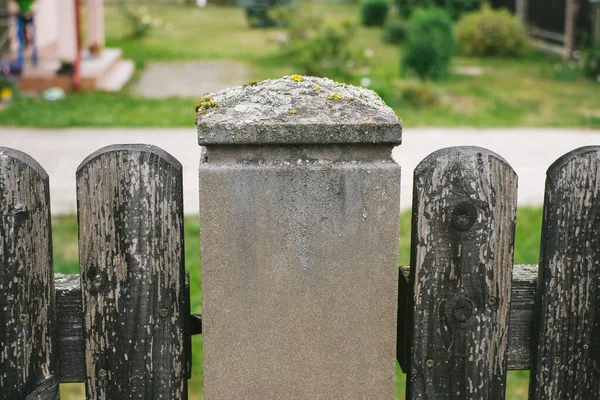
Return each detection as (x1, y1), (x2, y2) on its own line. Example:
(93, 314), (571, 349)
(1, 143), (599, 398)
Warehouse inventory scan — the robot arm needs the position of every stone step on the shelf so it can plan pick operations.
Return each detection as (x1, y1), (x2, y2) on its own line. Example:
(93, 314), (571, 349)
(97, 59), (135, 92)
(19, 48), (128, 91)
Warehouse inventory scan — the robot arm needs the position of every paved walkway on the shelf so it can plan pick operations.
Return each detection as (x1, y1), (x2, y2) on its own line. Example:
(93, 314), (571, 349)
(133, 60), (251, 98)
(1, 127), (599, 215)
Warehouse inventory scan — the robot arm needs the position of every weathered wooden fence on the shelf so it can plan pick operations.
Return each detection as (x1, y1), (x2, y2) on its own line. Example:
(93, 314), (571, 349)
(2, 78), (600, 399)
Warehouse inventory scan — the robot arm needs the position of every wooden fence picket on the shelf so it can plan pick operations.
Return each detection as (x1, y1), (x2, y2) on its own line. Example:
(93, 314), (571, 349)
(76, 144), (187, 399)
(405, 146), (517, 399)
(0, 147), (58, 399)
(529, 146), (600, 399)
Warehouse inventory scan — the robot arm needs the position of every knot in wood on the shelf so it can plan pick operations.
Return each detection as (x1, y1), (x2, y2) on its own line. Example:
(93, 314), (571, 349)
(451, 297), (473, 322)
(450, 202), (477, 232)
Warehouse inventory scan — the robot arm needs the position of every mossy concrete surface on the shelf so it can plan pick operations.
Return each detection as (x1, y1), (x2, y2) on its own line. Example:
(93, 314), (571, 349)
(198, 76), (402, 398)
(196, 75), (403, 145)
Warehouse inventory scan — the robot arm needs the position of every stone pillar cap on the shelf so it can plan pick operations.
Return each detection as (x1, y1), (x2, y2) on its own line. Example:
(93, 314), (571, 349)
(196, 76), (402, 146)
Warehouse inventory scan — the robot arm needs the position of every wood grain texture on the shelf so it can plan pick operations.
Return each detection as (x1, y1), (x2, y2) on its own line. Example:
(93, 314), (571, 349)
(398, 264), (537, 372)
(529, 146), (600, 399)
(55, 273), (85, 383)
(77, 144), (187, 399)
(0, 147), (59, 400)
(407, 146), (517, 399)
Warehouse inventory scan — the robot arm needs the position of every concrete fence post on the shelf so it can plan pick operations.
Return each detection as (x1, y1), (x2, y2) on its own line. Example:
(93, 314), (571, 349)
(197, 76), (402, 399)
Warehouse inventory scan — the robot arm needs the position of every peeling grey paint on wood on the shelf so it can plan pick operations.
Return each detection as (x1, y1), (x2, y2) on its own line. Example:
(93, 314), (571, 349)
(398, 264), (537, 372)
(407, 146), (517, 399)
(529, 146), (600, 399)
(0, 147), (59, 400)
(76, 144), (187, 399)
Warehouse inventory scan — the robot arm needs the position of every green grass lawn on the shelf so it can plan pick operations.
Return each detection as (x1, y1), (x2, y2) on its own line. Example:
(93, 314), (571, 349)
(54, 206), (542, 399)
(1, 2), (599, 128)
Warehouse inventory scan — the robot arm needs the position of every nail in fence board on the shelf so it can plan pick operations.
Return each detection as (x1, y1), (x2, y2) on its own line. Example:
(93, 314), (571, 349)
(529, 146), (600, 399)
(0, 147), (59, 399)
(398, 264), (537, 372)
(76, 144), (187, 399)
(407, 146), (517, 399)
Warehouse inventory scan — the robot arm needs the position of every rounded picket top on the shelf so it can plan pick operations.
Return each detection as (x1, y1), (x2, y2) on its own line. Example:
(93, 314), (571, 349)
(530, 145), (600, 399)
(0, 146), (49, 182)
(195, 75), (402, 146)
(546, 145), (600, 179)
(76, 143), (182, 176)
(408, 145), (517, 399)
(414, 146), (514, 180)
(0, 147), (57, 399)
(76, 143), (187, 399)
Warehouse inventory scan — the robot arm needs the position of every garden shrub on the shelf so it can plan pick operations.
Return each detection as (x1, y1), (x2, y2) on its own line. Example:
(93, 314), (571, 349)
(456, 5), (528, 57)
(238, 0), (293, 28)
(276, 8), (366, 81)
(382, 18), (407, 44)
(396, 81), (439, 107)
(395, 0), (433, 18)
(445, 0), (482, 20)
(402, 8), (454, 80)
(583, 48), (600, 81)
(361, 0), (390, 27)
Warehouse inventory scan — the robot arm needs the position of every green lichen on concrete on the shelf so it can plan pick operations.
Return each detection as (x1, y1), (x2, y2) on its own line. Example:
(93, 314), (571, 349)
(196, 75), (402, 145)
(195, 96), (219, 112)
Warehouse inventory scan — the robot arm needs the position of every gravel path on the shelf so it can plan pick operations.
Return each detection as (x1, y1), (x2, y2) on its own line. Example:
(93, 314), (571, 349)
(1, 127), (599, 215)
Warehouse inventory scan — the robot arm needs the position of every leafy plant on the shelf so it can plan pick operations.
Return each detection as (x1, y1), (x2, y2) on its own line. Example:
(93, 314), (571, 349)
(456, 5), (528, 57)
(361, 0), (390, 27)
(402, 8), (454, 80)
(445, 0), (482, 20)
(397, 81), (439, 107)
(382, 18), (407, 44)
(276, 7), (367, 81)
(394, 0), (433, 18)
(238, 0), (293, 28)
(15, 0), (35, 13)
(118, 3), (156, 39)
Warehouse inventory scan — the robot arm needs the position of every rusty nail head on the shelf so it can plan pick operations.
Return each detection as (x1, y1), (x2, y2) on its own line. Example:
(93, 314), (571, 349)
(488, 296), (497, 306)
(426, 359), (435, 369)
(450, 202), (477, 231)
(554, 357), (561, 365)
(160, 308), (169, 318)
(98, 369), (107, 379)
(19, 314), (28, 324)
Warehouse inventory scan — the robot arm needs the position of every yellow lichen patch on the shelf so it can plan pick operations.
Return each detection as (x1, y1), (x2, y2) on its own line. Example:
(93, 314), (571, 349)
(243, 80), (259, 87)
(289, 109), (297, 114)
(328, 93), (343, 100)
(195, 97), (219, 112)
(348, 97), (356, 102)
(314, 85), (321, 91)
(363, 119), (374, 124)
(290, 75), (303, 82)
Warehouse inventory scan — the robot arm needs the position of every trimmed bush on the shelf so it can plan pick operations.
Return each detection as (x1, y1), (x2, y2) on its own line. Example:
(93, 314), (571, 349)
(456, 5), (528, 57)
(361, 0), (390, 27)
(382, 18), (407, 44)
(445, 0), (483, 20)
(402, 8), (454, 80)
